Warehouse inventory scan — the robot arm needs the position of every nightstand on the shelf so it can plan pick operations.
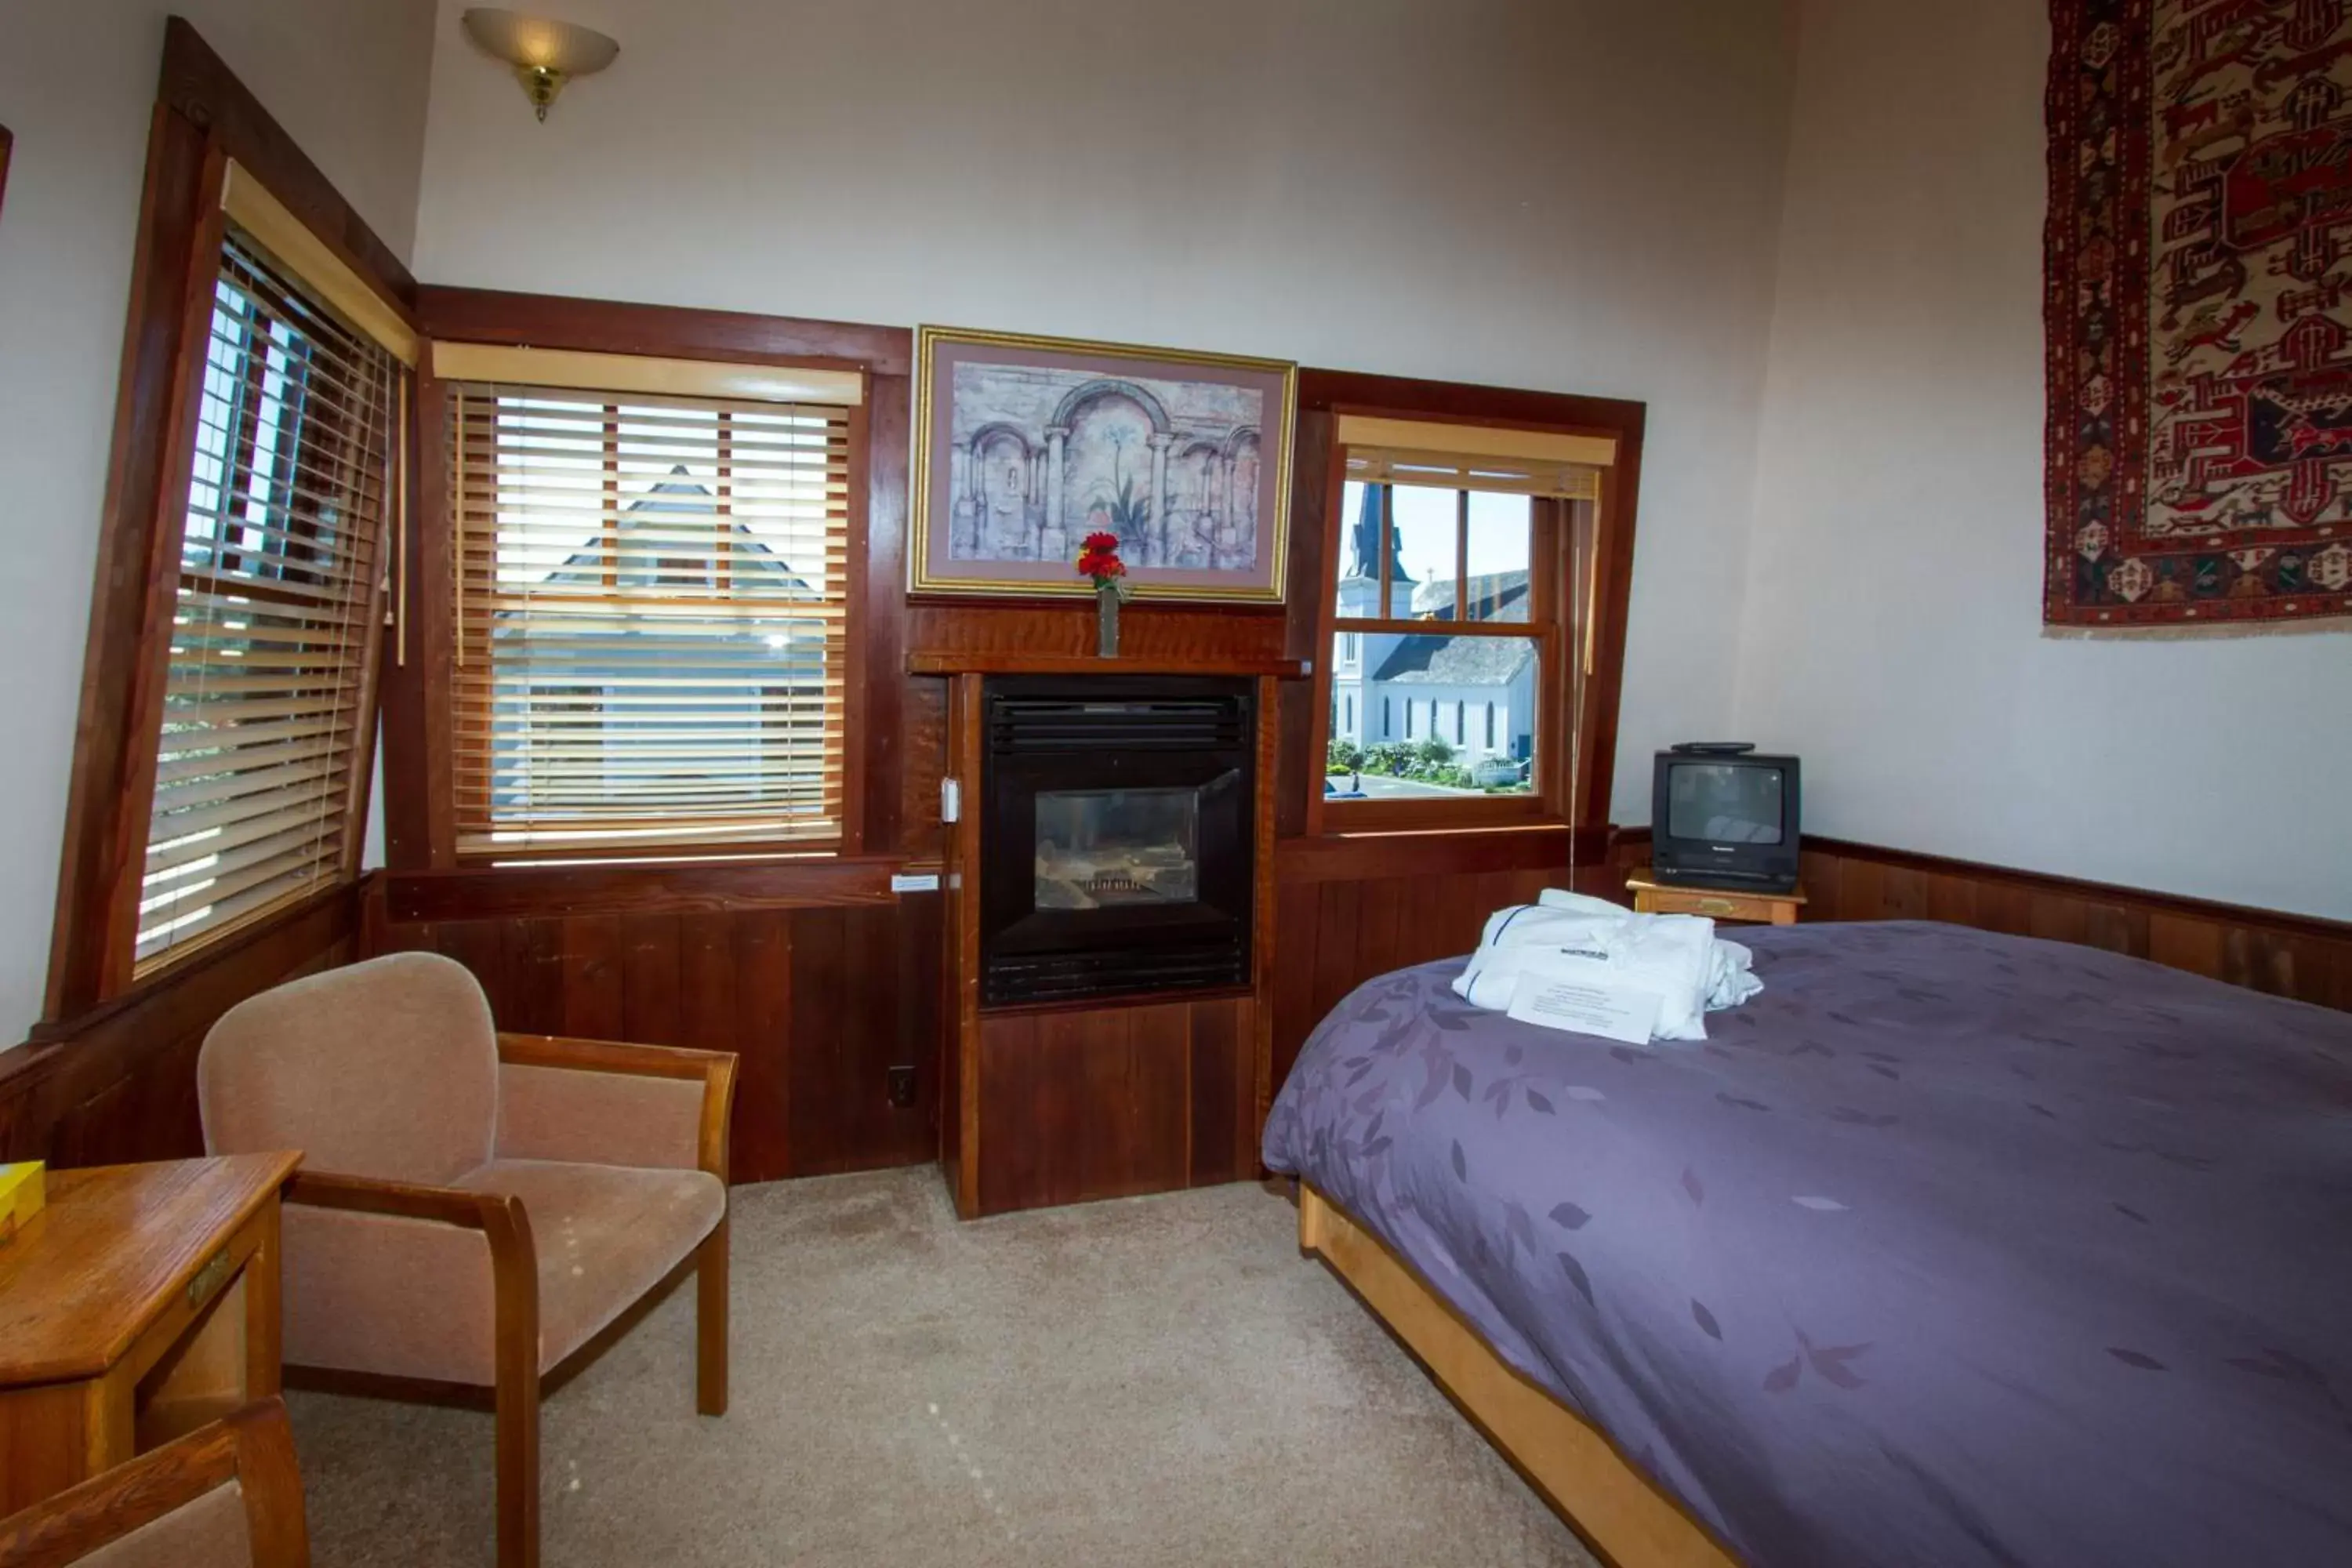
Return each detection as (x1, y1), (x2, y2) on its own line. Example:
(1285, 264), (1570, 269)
(1627, 866), (1806, 926)
(0, 1151), (299, 1516)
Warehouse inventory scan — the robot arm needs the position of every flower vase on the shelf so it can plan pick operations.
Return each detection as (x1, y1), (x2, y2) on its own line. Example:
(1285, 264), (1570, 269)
(1095, 580), (1120, 658)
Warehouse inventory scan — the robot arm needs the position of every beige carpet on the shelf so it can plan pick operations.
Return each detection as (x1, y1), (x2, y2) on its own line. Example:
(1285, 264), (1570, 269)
(287, 1168), (1594, 1566)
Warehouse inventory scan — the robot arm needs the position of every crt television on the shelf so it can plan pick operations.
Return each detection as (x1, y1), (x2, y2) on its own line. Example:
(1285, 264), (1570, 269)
(1650, 750), (1800, 892)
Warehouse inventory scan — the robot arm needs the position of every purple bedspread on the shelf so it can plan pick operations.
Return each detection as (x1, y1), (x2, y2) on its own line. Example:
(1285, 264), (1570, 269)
(1262, 921), (2352, 1568)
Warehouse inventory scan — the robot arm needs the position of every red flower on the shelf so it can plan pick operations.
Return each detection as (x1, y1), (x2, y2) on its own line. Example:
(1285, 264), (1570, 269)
(1076, 530), (1127, 583)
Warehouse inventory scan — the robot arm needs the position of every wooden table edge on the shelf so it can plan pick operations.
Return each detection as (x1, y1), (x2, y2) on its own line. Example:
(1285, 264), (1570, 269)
(0, 1151), (303, 1385)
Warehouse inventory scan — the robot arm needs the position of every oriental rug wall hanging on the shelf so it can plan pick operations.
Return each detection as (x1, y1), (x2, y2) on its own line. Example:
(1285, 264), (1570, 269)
(2046, 0), (2352, 631)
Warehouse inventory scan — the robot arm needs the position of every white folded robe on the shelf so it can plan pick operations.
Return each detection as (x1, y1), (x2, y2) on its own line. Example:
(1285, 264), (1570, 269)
(1534, 888), (1763, 1013)
(1449, 896), (1762, 1041)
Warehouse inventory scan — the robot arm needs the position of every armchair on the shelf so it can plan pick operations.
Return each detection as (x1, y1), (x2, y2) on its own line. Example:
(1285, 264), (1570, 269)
(0, 1398), (307, 1567)
(197, 952), (736, 1568)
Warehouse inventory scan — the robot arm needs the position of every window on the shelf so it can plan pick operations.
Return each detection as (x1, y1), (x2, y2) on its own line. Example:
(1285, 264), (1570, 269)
(136, 221), (399, 972)
(1320, 413), (1610, 825)
(448, 379), (851, 855)
(1344, 694), (1355, 733)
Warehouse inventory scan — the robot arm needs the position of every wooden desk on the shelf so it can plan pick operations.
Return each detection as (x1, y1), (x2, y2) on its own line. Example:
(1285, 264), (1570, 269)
(1628, 867), (1806, 926)
(0, 1152), (299, 1517)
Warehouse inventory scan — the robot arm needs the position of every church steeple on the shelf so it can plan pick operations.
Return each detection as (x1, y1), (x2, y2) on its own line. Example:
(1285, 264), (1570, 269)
(1342, 483), (1412, 586)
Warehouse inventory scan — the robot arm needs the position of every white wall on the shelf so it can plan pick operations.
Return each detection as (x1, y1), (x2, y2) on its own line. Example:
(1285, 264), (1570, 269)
(411, 0), (1798, 828)
(1737, 0), (2351, 920)
(0, 0), (436, 1043)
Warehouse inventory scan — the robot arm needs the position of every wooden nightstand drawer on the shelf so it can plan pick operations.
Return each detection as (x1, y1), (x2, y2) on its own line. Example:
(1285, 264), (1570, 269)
(1625, 868), (1806, 927)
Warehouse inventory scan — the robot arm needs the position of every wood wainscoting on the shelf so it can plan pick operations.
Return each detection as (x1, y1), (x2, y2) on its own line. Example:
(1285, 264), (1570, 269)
(1609, 830), (2352, 1012)
(0, 886), (358, 1166)
(1269, 826), (1620, 1105)
(364, 876), (943, 1184)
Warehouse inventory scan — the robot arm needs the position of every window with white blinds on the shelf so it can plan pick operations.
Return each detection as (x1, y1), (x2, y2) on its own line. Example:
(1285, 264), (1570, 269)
(448, 382), (851, 856)
(138, 224), (396, 972)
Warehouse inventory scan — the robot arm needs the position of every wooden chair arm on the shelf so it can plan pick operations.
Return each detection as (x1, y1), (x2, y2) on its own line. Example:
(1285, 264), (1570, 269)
(495, 1033), (737, 1181)
(0, 1397), (308, 1567)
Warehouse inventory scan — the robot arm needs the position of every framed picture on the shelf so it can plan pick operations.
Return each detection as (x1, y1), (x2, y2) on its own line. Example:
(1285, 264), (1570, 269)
(910, 325), (1297, 601)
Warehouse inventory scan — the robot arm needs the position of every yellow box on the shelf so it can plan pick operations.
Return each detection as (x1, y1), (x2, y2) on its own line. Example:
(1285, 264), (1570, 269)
(0, 1160), (45, 1245)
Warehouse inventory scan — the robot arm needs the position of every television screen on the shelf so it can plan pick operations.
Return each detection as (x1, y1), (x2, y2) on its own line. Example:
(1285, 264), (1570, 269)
(1667, 763), (1784, 845)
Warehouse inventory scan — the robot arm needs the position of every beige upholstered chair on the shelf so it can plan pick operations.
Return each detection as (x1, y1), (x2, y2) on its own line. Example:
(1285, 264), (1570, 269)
(197, 952), (736, 1568)
(0, 1399), (307, 1568)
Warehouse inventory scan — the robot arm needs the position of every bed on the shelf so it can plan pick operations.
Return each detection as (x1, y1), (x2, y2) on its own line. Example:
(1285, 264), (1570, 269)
(1263, 920), (2352, 1568)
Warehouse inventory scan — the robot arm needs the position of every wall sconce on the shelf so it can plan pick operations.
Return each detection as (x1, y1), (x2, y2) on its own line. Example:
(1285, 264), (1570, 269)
(460, 9), (619, 122)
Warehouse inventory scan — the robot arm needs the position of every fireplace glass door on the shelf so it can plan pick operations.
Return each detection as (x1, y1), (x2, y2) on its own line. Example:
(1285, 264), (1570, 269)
(1036, 787), (1200, 909)
(980, 675), (1254, 1005)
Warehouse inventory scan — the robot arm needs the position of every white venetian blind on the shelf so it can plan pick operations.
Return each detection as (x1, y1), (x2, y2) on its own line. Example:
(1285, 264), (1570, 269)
(448, 379), (851, 855)
(138, 224), (395, 971)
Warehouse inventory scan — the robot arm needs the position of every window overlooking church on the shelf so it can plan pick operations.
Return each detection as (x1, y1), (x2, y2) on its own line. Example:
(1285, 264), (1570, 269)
(1319, 418), (1606, 826)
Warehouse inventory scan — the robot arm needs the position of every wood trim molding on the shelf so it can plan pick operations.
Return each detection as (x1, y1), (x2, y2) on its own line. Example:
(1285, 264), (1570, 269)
(414, 285), (910, 376)
(906, 652), (1309, 677)
(155, 19), (417, 310)
(1276, 823), (1602, 885)
(1608, 827), (2352, 1009)
(379, 858), (904, 924)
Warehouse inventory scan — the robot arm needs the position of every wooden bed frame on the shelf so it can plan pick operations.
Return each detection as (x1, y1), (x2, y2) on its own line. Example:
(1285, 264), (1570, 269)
(1298, 1182), (1739, 1568)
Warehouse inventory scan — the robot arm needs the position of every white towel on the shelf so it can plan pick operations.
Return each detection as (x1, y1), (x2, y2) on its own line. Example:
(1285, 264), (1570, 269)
(1450, 894), (1762, 1041)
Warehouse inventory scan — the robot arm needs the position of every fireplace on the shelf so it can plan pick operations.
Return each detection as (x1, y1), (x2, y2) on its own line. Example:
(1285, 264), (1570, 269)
(979, 675), (1255, 1005)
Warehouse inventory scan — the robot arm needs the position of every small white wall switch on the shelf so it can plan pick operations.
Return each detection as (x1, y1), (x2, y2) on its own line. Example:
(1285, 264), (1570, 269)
(941, 778), (961, 822)
(890, 872), (942, 895)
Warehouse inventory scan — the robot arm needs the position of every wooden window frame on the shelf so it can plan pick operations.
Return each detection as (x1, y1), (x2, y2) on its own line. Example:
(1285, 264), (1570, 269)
(43, 20), (419, 1022)
(382, 289), (909, 873)
(1294, 372), (1644, 848)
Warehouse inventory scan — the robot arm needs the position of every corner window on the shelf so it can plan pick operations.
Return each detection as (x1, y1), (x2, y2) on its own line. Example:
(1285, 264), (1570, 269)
(138, 221), (401, 972)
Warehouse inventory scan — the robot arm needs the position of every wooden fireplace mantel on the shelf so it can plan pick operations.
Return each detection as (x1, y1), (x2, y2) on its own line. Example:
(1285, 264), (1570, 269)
(906, 651), (1311, 679)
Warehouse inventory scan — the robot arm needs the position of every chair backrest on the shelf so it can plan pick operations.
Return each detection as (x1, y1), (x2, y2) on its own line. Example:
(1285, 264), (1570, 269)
(199, 951), (497, 1185)
(0, 1399), (307, 1568)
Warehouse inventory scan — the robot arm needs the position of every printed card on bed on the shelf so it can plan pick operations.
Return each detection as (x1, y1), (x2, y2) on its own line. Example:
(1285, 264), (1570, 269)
(1504, 970), (1663, 1044)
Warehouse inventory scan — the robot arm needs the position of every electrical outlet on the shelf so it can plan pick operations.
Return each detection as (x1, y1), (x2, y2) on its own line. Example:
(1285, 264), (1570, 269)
(886, 1065), (916, 1108)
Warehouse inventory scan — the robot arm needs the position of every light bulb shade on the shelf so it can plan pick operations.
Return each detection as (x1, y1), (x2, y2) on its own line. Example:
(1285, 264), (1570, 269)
(460, 9), (619, 78)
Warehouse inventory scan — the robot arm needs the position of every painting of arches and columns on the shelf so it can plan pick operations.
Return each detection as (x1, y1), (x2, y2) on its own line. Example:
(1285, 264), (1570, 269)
(911, 326), (1297, 601)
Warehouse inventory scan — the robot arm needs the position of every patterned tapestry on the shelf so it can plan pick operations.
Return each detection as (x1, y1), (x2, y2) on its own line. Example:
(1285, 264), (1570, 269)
(2046, 0), (2352, 630)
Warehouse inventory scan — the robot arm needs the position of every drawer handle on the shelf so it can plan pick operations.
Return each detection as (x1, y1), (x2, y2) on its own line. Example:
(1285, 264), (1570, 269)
(1696, 898), (1739, 915)
(187, 1248), (233, 1310)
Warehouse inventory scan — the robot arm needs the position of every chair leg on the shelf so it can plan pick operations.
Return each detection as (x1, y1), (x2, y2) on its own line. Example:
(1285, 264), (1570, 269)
(485, 1195), (542, 1568)
(696, 1214), (729, 1417)
(495, 1349), (541, 1568)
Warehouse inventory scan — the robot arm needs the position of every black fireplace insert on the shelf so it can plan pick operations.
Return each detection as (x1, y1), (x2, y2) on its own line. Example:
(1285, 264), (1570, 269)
(979, 675), (1254, 1006)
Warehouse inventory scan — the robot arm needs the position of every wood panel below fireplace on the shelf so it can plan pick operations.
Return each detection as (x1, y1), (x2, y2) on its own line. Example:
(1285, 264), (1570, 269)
(974, 995), (1254, 1214)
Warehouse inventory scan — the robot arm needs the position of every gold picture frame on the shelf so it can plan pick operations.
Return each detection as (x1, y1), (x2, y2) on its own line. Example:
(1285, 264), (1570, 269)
(909, 325), (1297, 602)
